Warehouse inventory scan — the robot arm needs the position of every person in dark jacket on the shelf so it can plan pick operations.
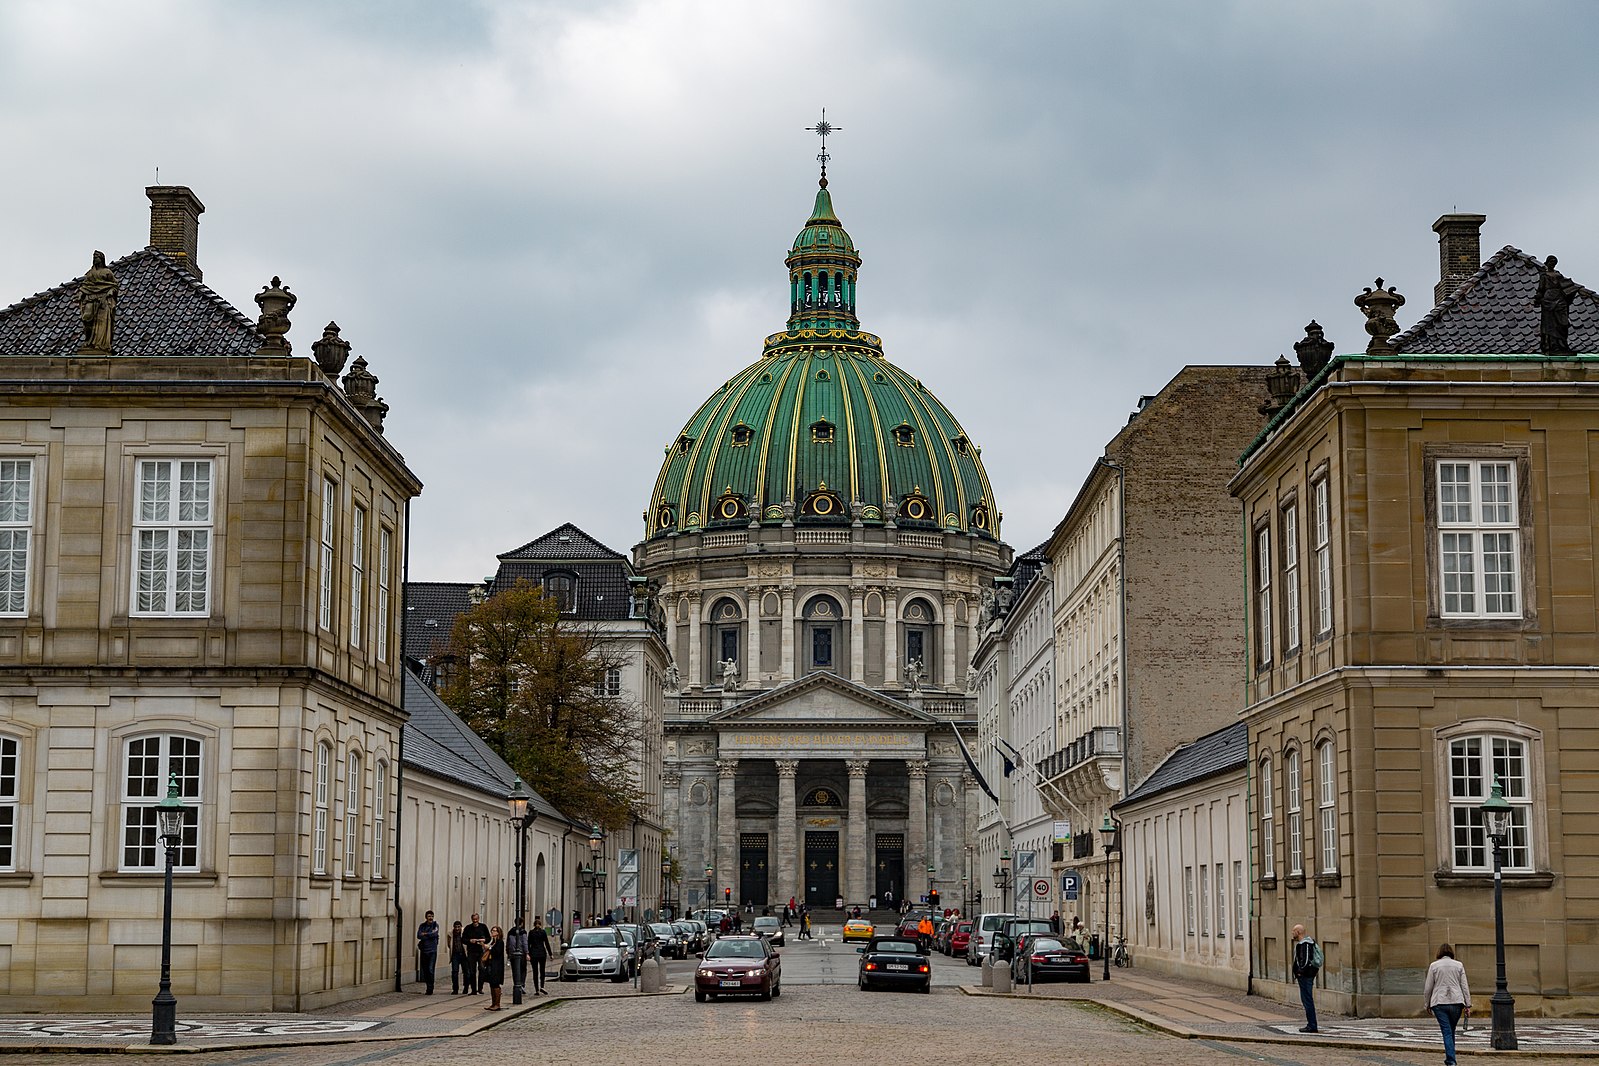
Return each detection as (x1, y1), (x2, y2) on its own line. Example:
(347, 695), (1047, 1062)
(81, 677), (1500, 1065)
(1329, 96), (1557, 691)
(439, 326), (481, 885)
(462, 913), (490, 994)
(448, 921), (468, 994)
(482, 926), (507, 1010)
(529, 916), (553, 995)
(416, 910), (440, 994)
(1291, 924), (1321, 1033)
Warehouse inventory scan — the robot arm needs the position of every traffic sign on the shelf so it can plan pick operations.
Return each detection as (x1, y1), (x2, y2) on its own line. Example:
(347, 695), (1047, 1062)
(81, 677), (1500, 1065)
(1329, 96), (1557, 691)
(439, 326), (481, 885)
(1062, 870), (1081, 901)
(1032, 877), (1051, 900)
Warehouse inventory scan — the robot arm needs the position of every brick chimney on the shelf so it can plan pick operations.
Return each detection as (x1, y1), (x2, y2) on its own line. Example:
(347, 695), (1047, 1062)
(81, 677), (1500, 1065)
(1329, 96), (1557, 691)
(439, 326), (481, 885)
(145, 186), (206, 280)
(1432, 212), (1485, 305)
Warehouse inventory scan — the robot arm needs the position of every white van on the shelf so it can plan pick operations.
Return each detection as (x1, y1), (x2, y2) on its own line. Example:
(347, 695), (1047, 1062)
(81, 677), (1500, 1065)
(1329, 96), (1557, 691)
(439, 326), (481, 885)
(965, 912), (1017, 965)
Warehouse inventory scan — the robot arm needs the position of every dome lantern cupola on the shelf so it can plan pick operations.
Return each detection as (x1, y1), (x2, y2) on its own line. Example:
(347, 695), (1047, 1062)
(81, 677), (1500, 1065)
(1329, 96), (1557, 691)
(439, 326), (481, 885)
(786, 183), (861, 332)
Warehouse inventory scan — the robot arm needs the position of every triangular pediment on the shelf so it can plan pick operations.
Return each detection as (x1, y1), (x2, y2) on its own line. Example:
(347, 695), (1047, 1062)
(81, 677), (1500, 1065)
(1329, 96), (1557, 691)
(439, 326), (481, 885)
(707, 672), (936, 726)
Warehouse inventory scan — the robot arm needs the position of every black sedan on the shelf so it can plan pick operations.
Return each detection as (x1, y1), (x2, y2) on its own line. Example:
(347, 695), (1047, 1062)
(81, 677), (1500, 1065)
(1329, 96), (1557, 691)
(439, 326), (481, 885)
(857, 936), (932, 993)
(1010, 934), (1090, 984)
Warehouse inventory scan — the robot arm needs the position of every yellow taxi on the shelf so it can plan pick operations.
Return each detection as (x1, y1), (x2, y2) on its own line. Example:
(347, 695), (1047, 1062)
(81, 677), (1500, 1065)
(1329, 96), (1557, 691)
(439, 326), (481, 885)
(841, 917), (876, 942)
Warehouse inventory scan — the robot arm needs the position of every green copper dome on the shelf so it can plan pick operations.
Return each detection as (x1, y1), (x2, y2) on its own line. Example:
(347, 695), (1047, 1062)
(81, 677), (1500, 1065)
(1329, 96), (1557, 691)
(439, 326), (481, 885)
(646, 183), (999, 541)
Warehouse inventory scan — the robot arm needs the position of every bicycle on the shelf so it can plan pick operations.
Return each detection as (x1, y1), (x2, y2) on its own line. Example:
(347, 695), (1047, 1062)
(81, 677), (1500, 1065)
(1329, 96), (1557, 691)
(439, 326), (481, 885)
(1112, 936), (1132, 968)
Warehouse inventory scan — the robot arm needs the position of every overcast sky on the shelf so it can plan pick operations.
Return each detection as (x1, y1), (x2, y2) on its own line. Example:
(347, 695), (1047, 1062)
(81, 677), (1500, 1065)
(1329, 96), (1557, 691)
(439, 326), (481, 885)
(3, 1), (1597, 578)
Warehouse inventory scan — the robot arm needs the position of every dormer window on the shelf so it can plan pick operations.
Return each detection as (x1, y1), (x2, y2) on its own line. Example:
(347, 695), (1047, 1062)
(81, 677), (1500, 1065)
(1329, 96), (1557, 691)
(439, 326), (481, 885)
(676, 434), (695, 455)
(811, 420), (836, 444)
(730, 424), (754, 447)
(893, 422), (915, 448)
(543, 572), (577, 613)
(954, 435), (971, 456)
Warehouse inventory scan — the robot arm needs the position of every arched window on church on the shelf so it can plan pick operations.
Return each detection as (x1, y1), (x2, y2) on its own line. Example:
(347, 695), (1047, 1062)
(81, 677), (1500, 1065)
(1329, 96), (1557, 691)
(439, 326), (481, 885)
(710, 597), (743, 685)
(902, 597), (936, 685)
(802, 595), (843, 674)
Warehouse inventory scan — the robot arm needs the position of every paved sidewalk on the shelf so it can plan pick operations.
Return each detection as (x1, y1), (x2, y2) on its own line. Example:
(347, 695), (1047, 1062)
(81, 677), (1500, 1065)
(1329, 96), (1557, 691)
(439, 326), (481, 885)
(0, 980), (683, 1054)
(963, 967), (1599, 1055)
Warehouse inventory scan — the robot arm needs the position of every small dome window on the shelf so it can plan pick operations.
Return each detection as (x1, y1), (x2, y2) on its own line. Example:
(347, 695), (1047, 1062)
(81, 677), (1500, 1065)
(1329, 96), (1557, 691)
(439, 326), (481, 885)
(816, 369), (830, 382)
(972, 502), (990, 530)
(655, 502), (676, 530)
(953, 434), (971, 456)
(893, 422), (916, 448)
(676, 434), (695, 455)
(899, 489), (932, 523)
(873, 372), (888, 384)
(811, 420), (836, 444)
(730, 424), (754, 447)
(715, 488), (746, 522)
(802, 482), (846, 519)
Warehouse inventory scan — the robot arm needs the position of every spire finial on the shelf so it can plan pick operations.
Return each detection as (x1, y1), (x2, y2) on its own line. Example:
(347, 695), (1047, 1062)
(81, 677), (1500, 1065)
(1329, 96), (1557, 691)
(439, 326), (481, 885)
(806, 108), (841, 188)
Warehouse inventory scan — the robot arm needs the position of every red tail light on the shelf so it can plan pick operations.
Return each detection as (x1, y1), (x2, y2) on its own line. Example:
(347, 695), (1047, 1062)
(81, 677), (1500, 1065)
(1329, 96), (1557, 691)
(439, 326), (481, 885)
(1031, 954), (1048, 963)
(864, 962), (877, 971)
(918, 964), (930, 973)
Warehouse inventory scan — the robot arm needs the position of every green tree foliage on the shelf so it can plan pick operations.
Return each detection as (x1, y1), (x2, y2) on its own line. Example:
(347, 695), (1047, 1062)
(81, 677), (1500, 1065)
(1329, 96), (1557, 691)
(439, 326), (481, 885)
(440, 582), (641, 830)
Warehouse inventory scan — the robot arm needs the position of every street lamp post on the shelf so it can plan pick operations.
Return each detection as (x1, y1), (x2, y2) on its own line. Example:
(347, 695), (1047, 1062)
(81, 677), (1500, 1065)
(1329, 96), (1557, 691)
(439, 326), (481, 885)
(927, 864), (936, 909)
(992, 849), (1012, 913)
(661, 855), (674, 920)
(150, 773), (187, 1046)
(506, 778), (533, 1005)
(1481, 780), (1518, 1050)
(705, 865), (714, 919)
(588, 823), (606, 923)
(1100, 815), (1120, 982)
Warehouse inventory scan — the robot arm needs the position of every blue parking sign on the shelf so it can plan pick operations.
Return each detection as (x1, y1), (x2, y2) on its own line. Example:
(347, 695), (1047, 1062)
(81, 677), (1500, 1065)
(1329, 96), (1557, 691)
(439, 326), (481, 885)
(1061, 871), (1081, 901)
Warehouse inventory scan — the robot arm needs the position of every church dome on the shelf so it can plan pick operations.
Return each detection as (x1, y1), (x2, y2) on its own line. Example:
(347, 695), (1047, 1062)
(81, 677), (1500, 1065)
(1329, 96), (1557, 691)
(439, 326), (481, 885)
(646, 181), (999, 541)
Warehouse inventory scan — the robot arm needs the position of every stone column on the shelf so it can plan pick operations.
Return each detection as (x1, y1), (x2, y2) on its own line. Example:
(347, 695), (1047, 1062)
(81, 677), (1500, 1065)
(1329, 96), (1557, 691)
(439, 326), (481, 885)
(941, 592), (958, 689)
(662, 769), (683, 855)
(846, 759), (870, 904)
(687, 591), (703, 688)
(906, 759), (928, 897)
(849, 584), (865, 683)
(884, 588), (900, 686)
(746, 586), (763, 687)
(779, 586), (796, 681)
(716, 758), (737, 906)
(775, 759), (799, 908)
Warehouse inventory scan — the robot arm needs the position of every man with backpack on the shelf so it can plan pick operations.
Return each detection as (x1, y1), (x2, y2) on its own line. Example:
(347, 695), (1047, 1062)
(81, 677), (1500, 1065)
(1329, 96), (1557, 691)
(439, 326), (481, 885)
(1291, 924), (1323, 1033)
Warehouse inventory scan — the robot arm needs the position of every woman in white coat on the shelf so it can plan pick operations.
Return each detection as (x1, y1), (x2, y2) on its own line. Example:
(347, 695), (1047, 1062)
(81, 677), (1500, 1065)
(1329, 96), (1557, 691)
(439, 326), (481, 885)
(1422, 943), (1471, 1066)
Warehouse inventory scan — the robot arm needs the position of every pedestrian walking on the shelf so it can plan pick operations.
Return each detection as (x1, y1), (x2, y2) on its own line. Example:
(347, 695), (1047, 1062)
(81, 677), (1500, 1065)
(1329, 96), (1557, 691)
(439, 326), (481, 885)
(917, 914), (934, 950)
(1049, 910), (1061, 935)
(416, 910), (440, 994)
(1423, 943), (1471, 1066)
(448, 921), (468, 994)
(1291, 923), (1323, 1033)
(883, 888), (893, 910)
(481, 925), (506, 1010)
(530, 916), (552, 995)
(800, 911), (812, 940)
(463, 912), (490, 994)
(507, 919), (529, 1002)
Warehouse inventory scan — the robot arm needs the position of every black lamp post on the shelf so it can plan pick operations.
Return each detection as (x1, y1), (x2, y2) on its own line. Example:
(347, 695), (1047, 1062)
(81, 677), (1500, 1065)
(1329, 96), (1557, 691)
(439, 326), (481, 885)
(588, 824), (606, 923)
(992, 849), (1011, 913)
(1100, 814), (1120, 982)
(661, 855), (674, 920)
(506, 778), (533, 1005)
(1481, 779), (1518, 1050)
(150, 773), (187, 1045)
(705, 865), (714, 918)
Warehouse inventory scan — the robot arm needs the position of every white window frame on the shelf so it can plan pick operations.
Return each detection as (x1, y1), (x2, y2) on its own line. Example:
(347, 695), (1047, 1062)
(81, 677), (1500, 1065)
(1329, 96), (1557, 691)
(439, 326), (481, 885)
(1198, 862), (1209, 936)
(313, 741), (331, 874)
(1437, 460), (1520, 618)
(1286, 749), (1303, 876)
(1254, 525), (1272, 666)
(1282, 503), (1301, 653)
(1313, 479), (1331, 637)
(120, 734), (201, 872)
(1317, 740), (1339, 875)
(1184, 865), (1195, 935)
(1447, 731), (1534, 872)
(377, 527), (392, 663)
(132, 459), (212, 616)
(319, 479), (337, 631)
(0, 734), (18, 871)
(1259, 759), (1275, 878)
(350, 505), (365, 648)
(0, 459), (34, 616)
(1214, 863), (1225, 937)
(595, 667), (622, 698)
(344, 749), (362, 875)
(373, 759), (387, 881)
(1232, 860), (1244, 938)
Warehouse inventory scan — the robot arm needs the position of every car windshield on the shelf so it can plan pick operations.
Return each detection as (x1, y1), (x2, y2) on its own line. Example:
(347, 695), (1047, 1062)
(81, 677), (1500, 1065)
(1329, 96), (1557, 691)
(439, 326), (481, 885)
(570, 930), (617, 948)
(981, 915), (1014, 931)
(705, 940), (766, 959)
(651, 924), (675, 935)
(618, 930), (637, 944)
(754, 917), (779, 929)
(958, 922), (973, 932)
(871, 940), (918, 954)
(1027, 938), (1066, 953)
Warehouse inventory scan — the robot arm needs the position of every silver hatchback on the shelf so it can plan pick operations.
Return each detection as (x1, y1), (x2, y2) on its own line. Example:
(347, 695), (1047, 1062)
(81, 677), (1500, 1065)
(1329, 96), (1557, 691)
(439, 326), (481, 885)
(560, 928), (630, 982)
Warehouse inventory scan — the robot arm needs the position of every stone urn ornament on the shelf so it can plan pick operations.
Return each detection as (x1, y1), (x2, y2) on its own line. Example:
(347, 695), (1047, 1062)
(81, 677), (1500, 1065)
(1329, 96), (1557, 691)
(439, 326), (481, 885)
(311, 321), (352, 376)
(1354, 278), (1405, 355)
(254, 276), (297, 354)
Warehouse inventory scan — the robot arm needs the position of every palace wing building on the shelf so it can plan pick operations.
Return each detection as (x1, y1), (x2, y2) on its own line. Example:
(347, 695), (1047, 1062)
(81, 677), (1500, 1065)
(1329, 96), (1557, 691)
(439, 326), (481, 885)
(636, 171), (1010, 911)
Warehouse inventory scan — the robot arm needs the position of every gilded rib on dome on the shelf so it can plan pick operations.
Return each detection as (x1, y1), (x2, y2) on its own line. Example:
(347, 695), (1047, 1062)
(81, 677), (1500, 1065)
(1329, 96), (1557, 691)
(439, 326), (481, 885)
(646, 183), (998, 541)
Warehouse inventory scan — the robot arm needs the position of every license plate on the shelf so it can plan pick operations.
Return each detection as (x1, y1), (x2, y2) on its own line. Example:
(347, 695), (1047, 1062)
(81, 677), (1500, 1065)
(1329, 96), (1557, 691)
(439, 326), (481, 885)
(887, 964), (909, 971)
(719, 979), (743, 987)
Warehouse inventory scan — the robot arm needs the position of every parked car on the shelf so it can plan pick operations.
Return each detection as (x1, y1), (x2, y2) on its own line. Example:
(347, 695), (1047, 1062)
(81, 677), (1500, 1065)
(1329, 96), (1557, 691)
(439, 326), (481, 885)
(694, 935), (782, 1002)
(651, 922), (687, 959)
(1010, 934), (1090, 984)
(751, 914), (785, 946)
(965, 912), (1017, 966)
(559, 927), (630, 983)
(856, 935), (932, 993)
(674, 920), (706, 953)
(842, 917), (876, 942)
(991, 917), (1056, 964)
(948, 919), (973, 958)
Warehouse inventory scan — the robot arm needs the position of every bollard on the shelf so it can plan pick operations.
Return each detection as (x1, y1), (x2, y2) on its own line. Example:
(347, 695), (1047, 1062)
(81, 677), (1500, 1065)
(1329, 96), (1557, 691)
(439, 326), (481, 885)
(992, 961), (1012, 993)
(640, 955), (664, 993)
(980, 956), (994, 988)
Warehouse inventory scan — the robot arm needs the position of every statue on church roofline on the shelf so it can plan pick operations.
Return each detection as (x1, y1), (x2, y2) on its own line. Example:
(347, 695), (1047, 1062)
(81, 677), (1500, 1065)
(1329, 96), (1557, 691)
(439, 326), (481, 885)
(904, 658), (925, 694)
(76, 250), (118, 355)
(719, 657), (739, 690)
(1535, 255), (1578, 356)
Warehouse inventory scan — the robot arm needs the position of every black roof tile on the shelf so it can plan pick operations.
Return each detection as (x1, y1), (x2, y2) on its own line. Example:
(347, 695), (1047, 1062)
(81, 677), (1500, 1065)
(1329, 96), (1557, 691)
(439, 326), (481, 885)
(1116, 721), (1247, 808)
(404, 581), (474, 664)
(1395, 246), (1599, 354)
(499, 523), (626, 561)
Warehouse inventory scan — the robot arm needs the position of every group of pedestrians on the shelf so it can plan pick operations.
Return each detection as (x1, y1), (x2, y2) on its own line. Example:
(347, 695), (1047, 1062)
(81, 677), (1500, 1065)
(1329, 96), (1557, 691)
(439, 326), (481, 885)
(414, 910), (555, 1008)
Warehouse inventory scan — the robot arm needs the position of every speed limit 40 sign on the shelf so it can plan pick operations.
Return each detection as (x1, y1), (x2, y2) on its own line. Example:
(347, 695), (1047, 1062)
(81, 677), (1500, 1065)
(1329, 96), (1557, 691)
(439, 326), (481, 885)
(1032, 877), (1051, 900)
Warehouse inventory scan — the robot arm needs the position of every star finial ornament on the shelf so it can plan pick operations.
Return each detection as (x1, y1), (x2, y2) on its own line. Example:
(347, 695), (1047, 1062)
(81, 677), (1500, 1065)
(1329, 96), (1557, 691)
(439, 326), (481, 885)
(806, 108), (842, 187)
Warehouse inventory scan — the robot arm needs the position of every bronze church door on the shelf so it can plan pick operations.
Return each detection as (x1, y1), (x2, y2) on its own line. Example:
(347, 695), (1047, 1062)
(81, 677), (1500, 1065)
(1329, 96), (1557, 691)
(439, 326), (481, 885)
(875, 833), (904, 902)
(804, 830), (839, 906)
(739, 833), (769, 906)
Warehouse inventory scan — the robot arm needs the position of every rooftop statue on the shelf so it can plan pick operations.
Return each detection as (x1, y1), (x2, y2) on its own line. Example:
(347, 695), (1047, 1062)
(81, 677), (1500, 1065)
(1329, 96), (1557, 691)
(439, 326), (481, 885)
(75, 251), (118, 354)
(1535, 255), (1578, 355)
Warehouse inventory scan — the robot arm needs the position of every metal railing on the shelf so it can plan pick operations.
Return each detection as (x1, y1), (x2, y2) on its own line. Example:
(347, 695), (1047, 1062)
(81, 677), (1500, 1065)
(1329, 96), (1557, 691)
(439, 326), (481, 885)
(1037, 725), (1122, 781)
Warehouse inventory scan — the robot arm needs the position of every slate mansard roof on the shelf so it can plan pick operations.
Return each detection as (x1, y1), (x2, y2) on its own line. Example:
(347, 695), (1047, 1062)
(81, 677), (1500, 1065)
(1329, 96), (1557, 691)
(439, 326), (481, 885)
(404, 581), (476, 666)
(1394, 245), (1599, 355)
(494, 523), (638, 622)
(1116, 722), (1247, 808)
(0, 247), (263, 358)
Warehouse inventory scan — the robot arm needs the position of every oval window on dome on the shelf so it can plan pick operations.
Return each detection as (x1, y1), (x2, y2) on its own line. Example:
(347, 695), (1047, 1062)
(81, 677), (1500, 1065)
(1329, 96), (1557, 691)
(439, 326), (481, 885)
(816, 369), (830, 382)
(900, 493), (932, 522)
(717, 496), (745, 521)
(972, 503), (990, 530)
(802, 486), (846, 519)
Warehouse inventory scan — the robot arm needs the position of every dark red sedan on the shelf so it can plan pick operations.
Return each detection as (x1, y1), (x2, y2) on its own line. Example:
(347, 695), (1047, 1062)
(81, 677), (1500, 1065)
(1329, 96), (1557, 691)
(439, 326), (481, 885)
(948, 919), (973, 957)
(694, 935), (782, 1001)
